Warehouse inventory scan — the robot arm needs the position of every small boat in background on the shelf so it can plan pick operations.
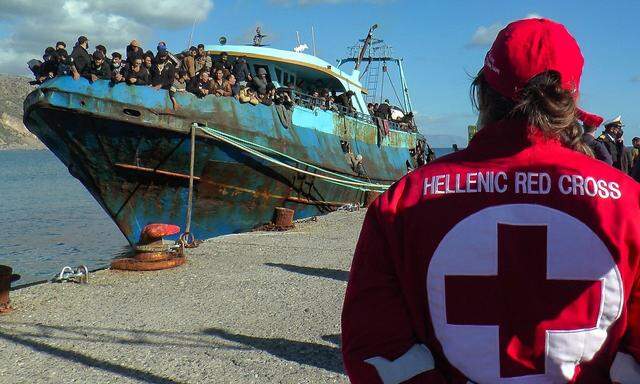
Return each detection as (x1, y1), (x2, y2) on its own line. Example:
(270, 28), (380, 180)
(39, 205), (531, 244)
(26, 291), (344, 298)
(23, 25), (428, 244)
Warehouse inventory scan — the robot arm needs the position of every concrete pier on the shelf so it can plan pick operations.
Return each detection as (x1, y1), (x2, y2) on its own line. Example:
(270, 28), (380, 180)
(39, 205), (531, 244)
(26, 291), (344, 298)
(0, 210), (365, 383)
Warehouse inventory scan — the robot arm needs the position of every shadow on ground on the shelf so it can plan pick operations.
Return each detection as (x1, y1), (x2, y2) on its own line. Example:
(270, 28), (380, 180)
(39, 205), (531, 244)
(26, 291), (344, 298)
(0, 322), (247, 384)
(204, 328), (345, 374)
(0, 330), (183, 384)
(265, 262), (349, 282)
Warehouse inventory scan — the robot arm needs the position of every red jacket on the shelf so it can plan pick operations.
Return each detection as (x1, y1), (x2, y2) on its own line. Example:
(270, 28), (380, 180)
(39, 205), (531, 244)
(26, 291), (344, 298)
(342, 120), (640, 383)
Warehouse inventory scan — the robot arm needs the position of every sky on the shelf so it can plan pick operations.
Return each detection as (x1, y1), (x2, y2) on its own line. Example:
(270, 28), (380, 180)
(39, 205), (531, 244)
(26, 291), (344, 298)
(1, 0), (639, 141)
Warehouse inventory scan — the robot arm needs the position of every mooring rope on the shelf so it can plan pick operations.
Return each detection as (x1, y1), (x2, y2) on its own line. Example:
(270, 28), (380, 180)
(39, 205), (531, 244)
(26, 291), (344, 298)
(197, 124), (391, 192)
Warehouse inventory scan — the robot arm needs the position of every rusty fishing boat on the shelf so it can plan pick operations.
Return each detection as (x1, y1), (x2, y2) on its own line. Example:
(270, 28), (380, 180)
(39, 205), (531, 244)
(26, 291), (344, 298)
(23, 26), (426, 244)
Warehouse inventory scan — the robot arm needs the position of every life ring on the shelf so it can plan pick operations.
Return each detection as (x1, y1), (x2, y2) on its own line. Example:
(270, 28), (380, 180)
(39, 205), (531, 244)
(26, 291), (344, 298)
(110, 257), (185, 271)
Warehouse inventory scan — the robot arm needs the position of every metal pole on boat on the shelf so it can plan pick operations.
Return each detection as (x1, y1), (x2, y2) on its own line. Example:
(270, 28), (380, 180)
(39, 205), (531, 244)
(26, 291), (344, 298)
(397, 58), (413, 113)
(186, 124), (197, 236)
(311, 26), (317, 56)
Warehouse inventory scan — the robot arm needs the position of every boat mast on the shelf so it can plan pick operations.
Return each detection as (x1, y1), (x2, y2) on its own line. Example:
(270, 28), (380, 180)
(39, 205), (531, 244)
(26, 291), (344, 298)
(355, 24), (378, 70)
(338, 24), (413, 112)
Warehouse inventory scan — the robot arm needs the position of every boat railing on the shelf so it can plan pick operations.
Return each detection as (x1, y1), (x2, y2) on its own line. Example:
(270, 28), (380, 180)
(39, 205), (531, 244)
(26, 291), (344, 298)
(291, 90), (414, 132)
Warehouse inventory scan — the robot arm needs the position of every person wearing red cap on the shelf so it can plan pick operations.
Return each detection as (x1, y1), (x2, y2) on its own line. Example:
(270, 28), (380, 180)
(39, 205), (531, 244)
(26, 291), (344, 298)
(578, 109), (612, 165)
(342, 18), (640, 384)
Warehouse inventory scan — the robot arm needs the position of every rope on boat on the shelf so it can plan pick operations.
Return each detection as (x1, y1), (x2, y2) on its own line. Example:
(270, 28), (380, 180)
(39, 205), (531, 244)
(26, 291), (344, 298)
(196, 124), (391, 192)
(202, 124), (383, 186)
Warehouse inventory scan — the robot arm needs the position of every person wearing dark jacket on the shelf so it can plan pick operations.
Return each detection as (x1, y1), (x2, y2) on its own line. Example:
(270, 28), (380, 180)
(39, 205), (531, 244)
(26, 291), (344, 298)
(38, 49), (58, 83)
(124, 57), (149, 86)
(126, 40), (144, 66)
(187, 71), (211, 97)
(232, 57), (252, 85)
(578, 109), (612, 165)
(70, 36), (91, 80)
(83, 51), (112, 82)
(150, 51), (175, 90)
(599, 116), (625, 170)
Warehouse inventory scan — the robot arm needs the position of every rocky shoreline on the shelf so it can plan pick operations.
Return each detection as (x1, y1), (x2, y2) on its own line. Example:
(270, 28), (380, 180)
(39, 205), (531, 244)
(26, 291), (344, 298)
(0, 75), (45, 150)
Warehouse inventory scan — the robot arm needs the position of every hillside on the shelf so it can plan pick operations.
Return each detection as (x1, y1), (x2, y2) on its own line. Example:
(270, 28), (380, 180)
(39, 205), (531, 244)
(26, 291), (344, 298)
(0, 75), (45, 150)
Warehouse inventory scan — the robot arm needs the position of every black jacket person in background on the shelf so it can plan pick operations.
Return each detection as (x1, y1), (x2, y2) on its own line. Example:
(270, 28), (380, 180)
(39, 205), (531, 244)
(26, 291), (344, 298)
(599, 116), (625, 171)
(151, 51), (175, 90)
(83, 51), (112, 82)
(70, 36), (91, 80)
(578, 109), (612, 165)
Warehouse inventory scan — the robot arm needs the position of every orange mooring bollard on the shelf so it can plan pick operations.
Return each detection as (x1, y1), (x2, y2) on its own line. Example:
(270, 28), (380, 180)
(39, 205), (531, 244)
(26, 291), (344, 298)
(274, 207), (295, 228)
(0, 265), (20, 314)
(111, 224), (186, 271)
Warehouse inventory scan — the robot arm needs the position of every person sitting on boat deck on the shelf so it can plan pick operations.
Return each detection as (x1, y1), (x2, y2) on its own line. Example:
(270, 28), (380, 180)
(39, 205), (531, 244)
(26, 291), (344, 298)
(187, 70), (211, 97)
(181, 46), (198, 79)
(110, 52), (126, 81)
(260, 82), (277, 106)
(70, 36), (92, 80)
(156, 41), (167, 56)
(274, 87), (295, 108)
(375, 98), (391, 119)
(168, 69), (188, 110)
(239, 86), (260, 105)
(210, 68), (230, 96)
(150, 50), (175, 91)
(227, 74), (240, 98)
(251, 67), (270, 95)
(124, 57), (149, 86)
(125, 40), (144, 67)
(95, 44), (110, 66)
(36, 48), (58, 83)
(196, 44), (212, 74)
(143, 52), (154, 70)
(335, 90), (356, 114)
(82, 50), (112, 82)
(55, 49), (72, 76)
(213, 52), (233, 76)
(578, 109), (611, 165)
(232, 56), (252, 86)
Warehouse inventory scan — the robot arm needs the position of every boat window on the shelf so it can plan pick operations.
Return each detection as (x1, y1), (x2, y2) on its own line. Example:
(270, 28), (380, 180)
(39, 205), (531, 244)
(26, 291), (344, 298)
(275, 68), (282, 83)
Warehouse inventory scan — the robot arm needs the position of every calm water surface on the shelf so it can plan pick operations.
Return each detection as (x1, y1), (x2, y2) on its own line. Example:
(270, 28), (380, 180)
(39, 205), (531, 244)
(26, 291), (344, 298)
(0, 150), (127, 287)
(1, 147), (457, 287)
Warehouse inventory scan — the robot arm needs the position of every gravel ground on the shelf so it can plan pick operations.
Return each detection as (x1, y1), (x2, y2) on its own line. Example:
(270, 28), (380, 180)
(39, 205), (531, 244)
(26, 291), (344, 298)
(0, 210), (365, 384)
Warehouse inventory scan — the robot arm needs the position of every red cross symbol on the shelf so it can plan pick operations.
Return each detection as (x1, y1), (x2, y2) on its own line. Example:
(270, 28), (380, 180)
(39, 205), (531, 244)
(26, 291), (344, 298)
(444, 224), (603, 378)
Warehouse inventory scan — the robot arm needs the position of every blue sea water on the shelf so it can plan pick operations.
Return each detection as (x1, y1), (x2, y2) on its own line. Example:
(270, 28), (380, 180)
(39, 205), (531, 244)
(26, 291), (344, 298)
(1, 148), (455, 287)
(0, 150), (127, 287)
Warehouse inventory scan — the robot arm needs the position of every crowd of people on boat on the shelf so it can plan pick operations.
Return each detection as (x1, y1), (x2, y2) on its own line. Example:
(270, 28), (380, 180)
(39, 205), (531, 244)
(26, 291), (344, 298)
(28, 36), (417, 132)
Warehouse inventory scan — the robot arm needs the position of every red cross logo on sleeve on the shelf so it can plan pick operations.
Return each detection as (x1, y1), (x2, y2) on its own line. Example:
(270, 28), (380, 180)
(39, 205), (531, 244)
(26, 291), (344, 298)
(427, 204), (623, 383)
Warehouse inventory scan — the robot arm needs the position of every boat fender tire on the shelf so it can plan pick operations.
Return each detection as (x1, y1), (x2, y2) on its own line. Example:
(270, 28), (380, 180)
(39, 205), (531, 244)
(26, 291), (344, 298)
(110, 257), (185, 271)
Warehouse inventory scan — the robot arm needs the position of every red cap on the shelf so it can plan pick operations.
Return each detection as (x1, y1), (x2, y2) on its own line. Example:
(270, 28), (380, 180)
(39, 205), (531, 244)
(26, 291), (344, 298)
(482, 18), (584, 101)
(577, 108), (603, 128)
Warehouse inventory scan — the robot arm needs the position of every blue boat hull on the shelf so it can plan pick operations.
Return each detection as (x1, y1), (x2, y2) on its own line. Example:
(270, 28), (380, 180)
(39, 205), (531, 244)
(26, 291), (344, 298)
(24, 77), (417, 244)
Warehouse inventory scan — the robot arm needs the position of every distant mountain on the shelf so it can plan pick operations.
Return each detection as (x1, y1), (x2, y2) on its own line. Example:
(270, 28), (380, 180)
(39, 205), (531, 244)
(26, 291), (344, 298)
(0, 75), (45, 150)
(424, 134), (468, 148)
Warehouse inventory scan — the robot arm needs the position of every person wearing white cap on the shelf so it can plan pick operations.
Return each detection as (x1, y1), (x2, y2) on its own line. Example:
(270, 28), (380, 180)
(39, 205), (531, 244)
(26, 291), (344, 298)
(599, 115), (628, 171)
